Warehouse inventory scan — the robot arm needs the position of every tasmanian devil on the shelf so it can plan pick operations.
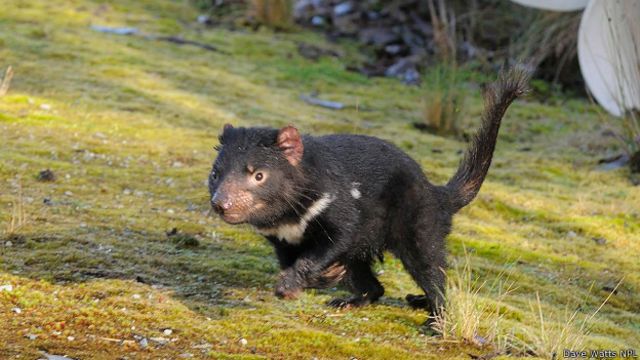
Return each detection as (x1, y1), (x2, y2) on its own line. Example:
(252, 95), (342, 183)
(208, 67), (529, 326)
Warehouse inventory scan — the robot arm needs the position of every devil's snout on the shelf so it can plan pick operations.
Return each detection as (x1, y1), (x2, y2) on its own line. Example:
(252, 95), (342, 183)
(211, 191), (233, 214)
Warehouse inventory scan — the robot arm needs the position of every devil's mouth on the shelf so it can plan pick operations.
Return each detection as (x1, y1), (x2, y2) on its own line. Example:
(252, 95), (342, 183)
(220, 212), (246, 224)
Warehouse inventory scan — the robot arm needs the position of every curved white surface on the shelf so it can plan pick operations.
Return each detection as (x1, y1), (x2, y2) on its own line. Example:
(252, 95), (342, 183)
(578, 0), (640, 116)
(511, 0), (589, 12)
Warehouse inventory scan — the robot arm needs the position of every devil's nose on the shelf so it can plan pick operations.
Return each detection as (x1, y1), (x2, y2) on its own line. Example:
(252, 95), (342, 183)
(211, 193), (233, 213)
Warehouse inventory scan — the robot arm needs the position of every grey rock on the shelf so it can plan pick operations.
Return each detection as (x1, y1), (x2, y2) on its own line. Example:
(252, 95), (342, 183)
(359, 27), (400, 46)
(334, 2), (354, 17)
(311, 16), (325, 26)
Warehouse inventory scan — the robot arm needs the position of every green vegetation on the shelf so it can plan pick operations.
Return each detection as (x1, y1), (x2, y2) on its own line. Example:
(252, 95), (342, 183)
(1, 1), (638, 359)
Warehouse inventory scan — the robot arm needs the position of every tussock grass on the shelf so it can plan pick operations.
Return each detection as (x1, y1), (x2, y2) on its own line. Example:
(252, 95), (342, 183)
(421, 65), (466, 137)
(517, 281), (622, 359)
(0, 65), (13, 97)
(434, 252), (514, 351)
(4, 181), (27, 238)
(249, 0), (292, 30)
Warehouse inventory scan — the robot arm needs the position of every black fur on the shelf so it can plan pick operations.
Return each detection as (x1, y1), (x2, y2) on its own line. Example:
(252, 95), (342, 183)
(208, 67), (529, 325)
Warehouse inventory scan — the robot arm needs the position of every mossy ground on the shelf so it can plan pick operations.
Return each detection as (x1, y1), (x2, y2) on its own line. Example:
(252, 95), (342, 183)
(1, 1), (638, 359)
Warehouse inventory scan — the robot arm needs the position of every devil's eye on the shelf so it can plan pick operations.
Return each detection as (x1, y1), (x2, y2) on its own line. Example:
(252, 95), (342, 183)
(255, 172), (264, 181)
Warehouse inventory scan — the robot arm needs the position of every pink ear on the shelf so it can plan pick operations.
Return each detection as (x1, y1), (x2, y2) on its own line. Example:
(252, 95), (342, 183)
(277, 125), (304, 166)
(223, 123), (234, 131)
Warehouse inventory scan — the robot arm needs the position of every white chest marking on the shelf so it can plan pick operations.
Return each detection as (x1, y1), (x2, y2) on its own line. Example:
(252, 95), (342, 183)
(350, 182), (361, 199)
(257, 193), (334, 244)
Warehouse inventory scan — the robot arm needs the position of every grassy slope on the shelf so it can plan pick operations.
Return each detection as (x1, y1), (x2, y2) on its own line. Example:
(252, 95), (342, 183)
(0, 1), (638, 359)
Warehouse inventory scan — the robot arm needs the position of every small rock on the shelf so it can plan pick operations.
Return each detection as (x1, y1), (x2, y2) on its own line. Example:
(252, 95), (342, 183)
(359, 27), (400, 46)
(67, 336), (75, 341)
(179, 354), (193, 358)
(25, 333), (38, 340)
(402, 67), (420, 85)
(0, 284), (13, 292)
(12, 307), (21, 314)
(40, 104), (51, 111)
(138, 337), (148, 348)
(150, 337), (169, 345)
(239, 338), (248, 346)
(334, 2), (354, 16)
(473, 334), (488, 345)
(163, 328), (173, 336)
(192, 342), (212, 349)
(5, 241), (12, 247)
(132, 294), (141, 299)
(592, 237), (607, 245)
(567, 231), (577, 238)
(41, 352), (76, 360)
(197, 14), (212, 25)
(64, 191), (73, 197)
(385, 57), (415, 77)
(333, 14), (360, 35)
(384, 44), (403, 55)
(311, 16), (325, 26)
(122, 188), (132, 195)
(37, 169), (56, 182)
(167, 209), (175, 214)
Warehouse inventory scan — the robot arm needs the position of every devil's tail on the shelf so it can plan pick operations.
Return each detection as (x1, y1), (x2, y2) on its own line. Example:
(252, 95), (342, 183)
(446, 66), (530, 212)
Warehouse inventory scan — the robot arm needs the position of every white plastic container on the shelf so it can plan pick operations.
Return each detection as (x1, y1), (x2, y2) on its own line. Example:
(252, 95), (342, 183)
(578, 0), (640, 116)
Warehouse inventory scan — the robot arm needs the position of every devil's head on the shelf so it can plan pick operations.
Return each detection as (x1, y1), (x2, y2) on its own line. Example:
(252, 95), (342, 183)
(208, 124), (305, 227)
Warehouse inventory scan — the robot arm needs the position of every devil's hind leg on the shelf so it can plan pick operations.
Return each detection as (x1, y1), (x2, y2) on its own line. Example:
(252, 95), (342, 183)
(391, 211), (448, 328)
(327, 258), (384, 308)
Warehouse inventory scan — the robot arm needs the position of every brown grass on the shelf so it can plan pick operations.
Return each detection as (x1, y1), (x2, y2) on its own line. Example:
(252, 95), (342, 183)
(427, 0), (457, 62)
(0, 65), (14, 97)
(433, 251), (515, 350)
(249, 0), (292, 30)
(517, 281), (621, 359)
(422, 65), (465, 137)
(4, 181), (27, 237)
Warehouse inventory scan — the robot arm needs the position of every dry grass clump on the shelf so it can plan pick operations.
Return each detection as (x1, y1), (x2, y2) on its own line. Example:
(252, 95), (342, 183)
(0, 65), (14, 97)
(248, 0), (292, 29)
(435, 254), (622, 358)
(4, 181), (27, 238)
(515, 282), (620, 359)
(421, 65), (466, 137)
(433, 252), (514, 350)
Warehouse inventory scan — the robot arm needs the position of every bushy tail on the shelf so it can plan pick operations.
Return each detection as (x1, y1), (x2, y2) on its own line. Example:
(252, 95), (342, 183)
(446, 66), (530, 212)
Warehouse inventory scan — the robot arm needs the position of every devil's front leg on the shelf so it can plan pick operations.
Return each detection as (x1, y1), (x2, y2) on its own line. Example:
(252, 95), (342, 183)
(267, 236), (301, 270)
(273, 233), (350, 299)
(266, 236), (345, 299)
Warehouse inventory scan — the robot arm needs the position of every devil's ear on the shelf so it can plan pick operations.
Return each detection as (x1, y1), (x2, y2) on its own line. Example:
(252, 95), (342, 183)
(277, 125), (304, 166)
(218, 124), (233, 145)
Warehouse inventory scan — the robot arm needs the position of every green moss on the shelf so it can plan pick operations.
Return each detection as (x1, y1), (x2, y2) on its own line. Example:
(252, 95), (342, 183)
(0, 0), (638, 358)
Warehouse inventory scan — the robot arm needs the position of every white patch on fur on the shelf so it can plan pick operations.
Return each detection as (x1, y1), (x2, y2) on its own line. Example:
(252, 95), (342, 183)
(350, 182), (361, 199)
(257, 193), (334, 244)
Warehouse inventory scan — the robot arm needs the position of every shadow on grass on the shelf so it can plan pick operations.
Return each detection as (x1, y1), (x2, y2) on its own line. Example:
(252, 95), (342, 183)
(0, 226), (280, 312)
